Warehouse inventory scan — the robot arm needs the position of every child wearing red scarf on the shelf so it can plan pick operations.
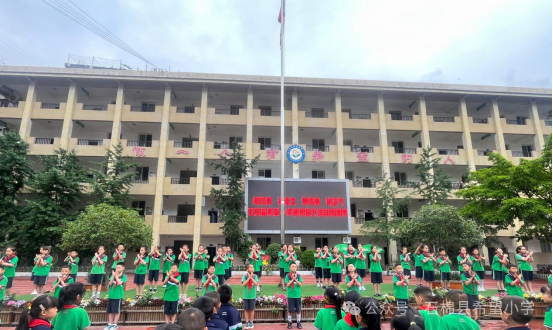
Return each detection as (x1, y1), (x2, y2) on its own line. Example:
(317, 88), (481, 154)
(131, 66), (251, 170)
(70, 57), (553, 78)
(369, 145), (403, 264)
(15, 295), (58, 330)
(334, 290), (361, 330)
(286, 263), (303, 329)
(163, 264), (181, 324)
(505, 264), (525, 297)
(242, 263), (258, 329)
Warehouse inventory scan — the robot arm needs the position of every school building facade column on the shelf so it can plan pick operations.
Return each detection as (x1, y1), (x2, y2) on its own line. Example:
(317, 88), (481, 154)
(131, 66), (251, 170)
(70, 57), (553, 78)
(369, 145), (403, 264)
(245, 86), (254, 177)
(292, 89), (299, 179)
(491, 99), (508, 157)
(529, 100), (545, 151)
(334, 91), (345, 179)
(417, 96), (431, 149)
(458, 98), (476, 172)
(109, 84), (125, 150)
(19, 80), (37, 139)
(377, 93), (391, 177)
(59, 82), (77, 150)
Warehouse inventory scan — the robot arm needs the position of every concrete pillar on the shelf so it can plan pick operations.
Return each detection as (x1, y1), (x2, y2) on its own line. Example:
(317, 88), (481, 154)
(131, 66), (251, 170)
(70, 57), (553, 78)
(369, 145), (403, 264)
(418, 96), (431, 149)
(491, 99), (508, 157)
(246, 87), (254, 177)
(192, 86), (209, 252)
(151, 84), (172, 248)
(334, 91), (345, 179)
(377, 93), (391, 177)
(292, 89), (299, 178)
(529, 101), (545, 152)
(458, 98), (476, 172)
(110, 84), (125, 150)
(59, 82), (77, 150)
(19, 80), (37, 140)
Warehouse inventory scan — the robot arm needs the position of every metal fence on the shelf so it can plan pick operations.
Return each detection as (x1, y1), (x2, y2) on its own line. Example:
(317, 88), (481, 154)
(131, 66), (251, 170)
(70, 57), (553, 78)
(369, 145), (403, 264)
(127, 140), (152, 147)
(168, 216), (188, 223)
(306, 145), (329, 151)
(433, 117), (454, 122)
(170, 177), (191, 184)
(41, 103), (60, 109)
(77, 139), (103, 146)
(83, 105), (108, 111)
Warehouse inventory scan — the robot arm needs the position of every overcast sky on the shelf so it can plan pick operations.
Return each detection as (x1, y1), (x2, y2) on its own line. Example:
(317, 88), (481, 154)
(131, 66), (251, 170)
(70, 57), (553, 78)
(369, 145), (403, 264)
(1, 0), (551, 88)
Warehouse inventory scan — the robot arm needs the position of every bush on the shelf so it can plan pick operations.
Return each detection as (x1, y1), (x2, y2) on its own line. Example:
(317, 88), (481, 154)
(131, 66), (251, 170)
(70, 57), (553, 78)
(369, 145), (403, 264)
(266, 243), (282, 265)
(300, 249), (315, 269)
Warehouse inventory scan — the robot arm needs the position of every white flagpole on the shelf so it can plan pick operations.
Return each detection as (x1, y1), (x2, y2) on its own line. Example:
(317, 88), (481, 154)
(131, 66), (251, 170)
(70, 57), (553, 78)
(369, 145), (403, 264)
(280, 0), (286, 245)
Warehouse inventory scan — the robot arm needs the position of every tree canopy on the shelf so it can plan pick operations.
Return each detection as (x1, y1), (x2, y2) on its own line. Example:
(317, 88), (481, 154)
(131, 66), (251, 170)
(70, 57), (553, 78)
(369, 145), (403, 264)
(411, 147), (452, 205)
(456, 135), (552, 243)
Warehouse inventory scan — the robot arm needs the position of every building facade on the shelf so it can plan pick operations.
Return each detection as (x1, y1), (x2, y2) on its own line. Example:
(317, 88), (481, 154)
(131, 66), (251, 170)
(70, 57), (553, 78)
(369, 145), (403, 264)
(0, 66), (551, 265)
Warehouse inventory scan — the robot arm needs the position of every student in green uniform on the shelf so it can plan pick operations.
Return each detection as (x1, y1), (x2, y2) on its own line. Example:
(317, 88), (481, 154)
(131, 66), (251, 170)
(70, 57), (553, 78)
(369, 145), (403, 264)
(420, 244), (436, 288)
(470, 248), (486, 292)
(34, 245), (54, 296)
(163, 264), (181, 324)
(107, 262), (127, 330)
(516, 246), (534, 293)
(314, 286), (344, 330)
(321, 246), (332, 289)
(177, 245), (190, 298)
(437, 248), (452, 291)
(147, 245), (161, 293)
(369, 245), (383, 296)
(226, 245), (234, 283)
(256, 244), (266, 292)
(492, 248), (509, 293)
(0, 265), (7, 303)
(283, 245), (297, 291)
(242, 263), (259, 330)
(279, 244), (288, 289)
(1, 246), (18, 294)
(344, 245), (356, 269)
(457, 246), (470, 273)
(393, 264), (410, 308)
(399, 246), (412, 278)
(90, 245), (107, 299)
(541, 285), (552, 330)
(133, 246), (149, 298)
(314, 247), (323, 288)
(352, 297), (382, 330)
(414, 243), (424, 287)
(202, 264), (219, 295)
(51, 266), (74, 299)
(194, 245), (207, 292)
(162, 247), (175, 287)
(15, 295), (58, 330)
(223, 245), (230, 284)
(248, 244), (263, 292)
(333, 290), (361, 330)
(500, 296), (533, 330)
(64, 250), (79, 282)
(111, 244), (126, 271)
(438, 290), (480, 330)
(461, 262), (482, 325)
(213, 247), (228, 287)
(30, 248), (39, 295)
(505, 264), (525, 297)
(414, 286), (441, 330)
(52, 282), (92, 330)
(345, 264), (361, 293)
(286, 263), (303, 329)
(355, 244), (367, 291)
(330, 246), (343, 288)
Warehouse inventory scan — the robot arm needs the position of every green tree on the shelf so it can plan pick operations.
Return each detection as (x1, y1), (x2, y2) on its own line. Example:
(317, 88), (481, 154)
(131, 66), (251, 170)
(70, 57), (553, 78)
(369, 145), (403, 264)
(89, 143), (138, 207)
(266, 242), (282, 265)
(410, 147), (452, 205)
(210, 143), (259, 252)
(60, 203), (153, 253)
(360, 174), (410, 263)
(300, 249), (315, 269)
(20, 149), (88, 254)
(397, 204), (482, 255)
(0, 132), (32, 246)
(456, 135), (552, 243)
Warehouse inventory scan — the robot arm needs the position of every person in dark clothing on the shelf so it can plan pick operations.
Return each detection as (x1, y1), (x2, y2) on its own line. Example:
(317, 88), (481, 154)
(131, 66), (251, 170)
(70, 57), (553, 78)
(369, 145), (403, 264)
(193, 296), (223, 330)
(205, 291), (229, 330)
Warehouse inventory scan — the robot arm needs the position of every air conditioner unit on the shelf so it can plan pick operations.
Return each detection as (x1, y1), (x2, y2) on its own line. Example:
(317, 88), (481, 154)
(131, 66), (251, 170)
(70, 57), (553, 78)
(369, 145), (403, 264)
(293, 237), (301, 244)
(343, 237), (351, 244)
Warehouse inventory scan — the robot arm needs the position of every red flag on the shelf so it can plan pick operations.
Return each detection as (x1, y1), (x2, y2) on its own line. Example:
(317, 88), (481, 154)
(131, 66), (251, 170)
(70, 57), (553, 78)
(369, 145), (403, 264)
(278, 0), (285, 47)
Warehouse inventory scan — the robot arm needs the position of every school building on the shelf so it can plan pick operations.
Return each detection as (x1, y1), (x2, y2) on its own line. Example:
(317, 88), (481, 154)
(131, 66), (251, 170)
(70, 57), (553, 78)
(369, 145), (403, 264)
(0, 66), (551, 266)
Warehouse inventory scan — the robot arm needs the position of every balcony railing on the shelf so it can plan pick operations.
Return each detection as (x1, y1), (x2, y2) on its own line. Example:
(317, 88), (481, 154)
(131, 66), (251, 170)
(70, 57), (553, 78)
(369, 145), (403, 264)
(473, 118), (489, 124)
(211, 177), (229, 185)
(214, 142), (231, 149)
(433, 117), (454, 122)
(349, 114), (371, 119)
(354, 217), (367, 224)
(35, 138), (54, 145)
(306, 145), (329, 152)
(215, 109), (240, 115)
(127, 140), (152, 147)
(351, 146), (373, 153)
(394, 148), (416, 154)
(391, 115), (413, 121)
(506, 119), (526, 125)
(260, 110), (280, 116)
(260, 144), (281, 150)
(511, 150), (532, 157)
(447, 181), (463, 189)
(131, 105), (155, 112)
(477, 149), (492, 156)
(437, 149), (459, 155)
(397, 182), (415, 188)
(41, 103), (60, 109)
(545, 120), (552, 127)
(83, 105), (108, 111)
(353, 180), (375, 188)
(0, 102), (19, 108)
(77, 139), (103, 146)
(170, 177), (191, 184)
(131, 177), (150, 184)
(168, 215), (188, 223)
(176, 107), (195, 113)
(305, 112), (328, 118)
(174, 141), (193, 148)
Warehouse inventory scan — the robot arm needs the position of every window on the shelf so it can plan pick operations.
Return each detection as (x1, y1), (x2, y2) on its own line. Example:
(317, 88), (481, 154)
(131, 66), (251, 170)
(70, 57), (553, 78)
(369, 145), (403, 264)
(230, 105), (242, 115)
(540, 240), (552, 253)
(184, 106), (195, 113)
(135, 167), (149, 181)
(350, 204), (356, 217)
(315, 237), (329, 249)
(229, 136), (243, 146)
(522, 145), (533, 157)
(312, 139), (325, 150)
(396, 205), (409, 218)
(392, 141), (404, 153)
(131, 201), (146, 216)
(394, 172), (407, 186)
(141, 102), (155, 112)
(138, 134), (153, 147)
(516, 117), (527, 125)
(312, 170), (325, 179)
(258, 137), (272, 150)
(259, 106), (272, 116)
(256, 237), (271, 249)
(390, 111), (402, 120)
(208, 210), (218, 223)
(345, 171), (354, 180)
(258, 169), (272, 178)
(311, 108), (325, 118)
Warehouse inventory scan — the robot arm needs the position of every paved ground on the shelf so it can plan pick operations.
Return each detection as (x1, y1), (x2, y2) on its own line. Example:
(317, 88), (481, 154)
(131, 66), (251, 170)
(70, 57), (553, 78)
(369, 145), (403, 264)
(1, 320), (547, 330)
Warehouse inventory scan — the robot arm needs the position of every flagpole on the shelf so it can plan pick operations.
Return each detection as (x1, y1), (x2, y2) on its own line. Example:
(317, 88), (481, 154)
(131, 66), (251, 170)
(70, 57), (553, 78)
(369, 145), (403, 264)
(279, 0), (286, 245)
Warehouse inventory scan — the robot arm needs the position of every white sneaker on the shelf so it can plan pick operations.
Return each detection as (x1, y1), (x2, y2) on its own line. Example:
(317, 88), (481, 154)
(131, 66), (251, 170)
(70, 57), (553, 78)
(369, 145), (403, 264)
(163, 285), (166, 288)
(256, 285), (260, 292)
(250, 321), (254, 329)
(31, 290), (37, 295)
(104, 325), (113, 330)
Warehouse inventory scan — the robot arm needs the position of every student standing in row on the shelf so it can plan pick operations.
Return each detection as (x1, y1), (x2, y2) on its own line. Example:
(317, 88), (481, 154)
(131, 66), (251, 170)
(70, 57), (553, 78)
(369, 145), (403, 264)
(242, 264), (258, 329)
(106, 262), (126, 330)
(414, 244), (423, 287)
(470, 248), (486, 292)
(178, 245), (190, 298)
(399, 246), (411, 278)
(34, 246), (54, 296)
(437, 248), (452, 291)
(148, 246), (162, 293)
(111, 244), (126, 273)
(314, 247), (323, 288)
(492, 248), (509, 293)
(163, 264), (181, 325)
(213, 247), (227, 288)
(393, 264), (410, 308)
(64, 251), (79, 282)
(420, 244), (435, 288)
(461, 262), (482, 326)
(51, 266), (74, 299)
(369, 246), (382, 297)
(330, 247), (343, 288)
(248, 245), (262, 293)
(505, 264), (525, 297)
(225, 245), (234, 284)
(90, 246), (107, 299)
(202, 265), (219, 295)
(1, 246), (18, 295)
(345, 264), (361, 293)
(194, 245), (207, 292)
(134, 246), (149, 298)
(162, 247), (175, 288)
(457, 247), (470, 273)
(354, 244), (367, 291)
(279, 244), (288, 289)
(321, 246), (331, 289)
(516, 246), (535, 293)
(344, 245), (356, 270)
(283, 246), (297, 291)
(286, 263), (303, 329)
(256, 244), (266, 292)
